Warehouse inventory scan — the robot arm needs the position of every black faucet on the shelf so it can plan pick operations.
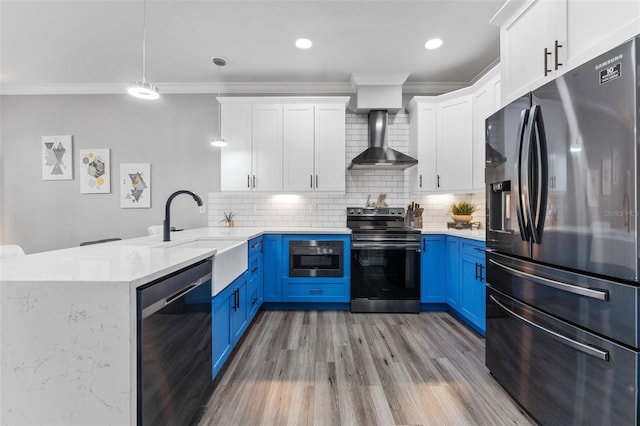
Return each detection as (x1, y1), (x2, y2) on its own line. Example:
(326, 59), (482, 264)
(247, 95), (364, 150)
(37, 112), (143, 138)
(163, 190), (203, 242)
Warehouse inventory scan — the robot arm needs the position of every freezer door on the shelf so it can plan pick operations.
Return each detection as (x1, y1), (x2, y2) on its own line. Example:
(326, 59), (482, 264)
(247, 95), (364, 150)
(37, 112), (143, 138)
(487, 251), (640, 348)
(531, 38), (638, 281)
(485, 95), (531, 258)
(486, 287), (639, 426)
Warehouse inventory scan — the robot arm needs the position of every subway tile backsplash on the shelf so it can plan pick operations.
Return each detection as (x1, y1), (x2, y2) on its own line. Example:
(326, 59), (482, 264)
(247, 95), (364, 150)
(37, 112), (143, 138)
(208, 112), (485, 229)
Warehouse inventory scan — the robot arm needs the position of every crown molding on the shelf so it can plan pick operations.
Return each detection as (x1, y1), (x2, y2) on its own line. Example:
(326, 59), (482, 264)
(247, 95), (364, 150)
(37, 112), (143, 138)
(0, 74), (497, 97)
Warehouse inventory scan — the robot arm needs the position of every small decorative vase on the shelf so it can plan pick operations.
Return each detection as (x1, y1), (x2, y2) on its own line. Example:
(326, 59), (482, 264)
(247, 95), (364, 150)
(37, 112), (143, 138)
(226, 220), (234, 228)
(451, 214), (473, 224)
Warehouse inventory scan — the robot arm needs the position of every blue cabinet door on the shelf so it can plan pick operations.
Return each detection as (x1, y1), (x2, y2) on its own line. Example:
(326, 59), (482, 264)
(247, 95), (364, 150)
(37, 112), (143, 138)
(263, 235), (283, 302)
(458, 239), (486, 334)
(446, 237), (460, 308)
(460, 252), (483, 329)
(212, 287), (233, 379)
(420, 235), (447, 303)
(231, 273), (249, 342)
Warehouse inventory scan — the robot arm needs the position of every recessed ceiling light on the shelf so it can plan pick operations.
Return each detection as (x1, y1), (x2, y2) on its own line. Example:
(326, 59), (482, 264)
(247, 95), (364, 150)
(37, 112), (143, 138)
(424, 38), (443, 50)
(295, 38), (313, 49)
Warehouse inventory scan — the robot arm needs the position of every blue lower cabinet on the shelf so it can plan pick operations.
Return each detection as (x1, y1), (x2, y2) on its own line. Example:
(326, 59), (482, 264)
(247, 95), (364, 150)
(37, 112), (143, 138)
(212, 271), (250, 379)
(446, 237), (461, 308)
(420, 235), (447, 303)
(263, 235), (283, 302)
(212, 286), (233, 379)
(458, 240), (486, 334)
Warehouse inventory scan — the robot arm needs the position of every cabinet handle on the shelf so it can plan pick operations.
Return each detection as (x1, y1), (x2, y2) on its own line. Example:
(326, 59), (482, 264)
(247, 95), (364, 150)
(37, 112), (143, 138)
(232, 289), (237, 311)
(253, 175), (256, 188)
(236, 289), (240, 309)
(251, 267), (258, 273)
(310, 175), (313, 188)
(554, 40), (563, 70)
(247, 175), (250, 188)
(419, 174), (423, 188)
(309, 288), (323, 293)
(544, 47), (552, 76)
(479, 264), (484, 282)
(252, 297), (258, 305)
(475, 263), (480, 281)
(437, 175), (440, 188)
(316, 175), (318, 189)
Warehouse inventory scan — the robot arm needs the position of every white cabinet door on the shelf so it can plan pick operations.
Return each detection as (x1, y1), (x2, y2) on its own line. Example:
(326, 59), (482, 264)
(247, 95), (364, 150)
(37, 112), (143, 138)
(473, 75), (500, 190)
(252, 105), (283, 191)
(314, 103), (346, 192)
(283, 104), (315, 192)
(501, 0), (566, 103)
(437, 95), (473, 191)
(565, 0), (640, 69)
(220, 104), (252, 191)
(412, 101), (438, 192)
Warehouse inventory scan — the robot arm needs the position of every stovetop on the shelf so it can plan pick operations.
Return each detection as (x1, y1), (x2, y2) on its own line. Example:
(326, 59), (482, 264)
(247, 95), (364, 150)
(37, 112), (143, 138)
(346, 207), (420, 235)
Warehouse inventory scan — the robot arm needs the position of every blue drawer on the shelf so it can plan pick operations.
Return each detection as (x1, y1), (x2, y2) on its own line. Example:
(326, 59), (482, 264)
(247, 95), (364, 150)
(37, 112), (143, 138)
(283, 279), (348, 302)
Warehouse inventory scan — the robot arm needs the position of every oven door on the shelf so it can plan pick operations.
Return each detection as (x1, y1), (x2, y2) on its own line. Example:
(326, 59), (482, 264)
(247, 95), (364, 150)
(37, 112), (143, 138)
(350, 240), (421, 311)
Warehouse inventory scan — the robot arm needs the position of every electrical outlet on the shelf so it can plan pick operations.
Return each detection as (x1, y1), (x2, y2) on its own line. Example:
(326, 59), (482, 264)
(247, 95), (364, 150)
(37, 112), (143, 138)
(199, 206), (206, 214)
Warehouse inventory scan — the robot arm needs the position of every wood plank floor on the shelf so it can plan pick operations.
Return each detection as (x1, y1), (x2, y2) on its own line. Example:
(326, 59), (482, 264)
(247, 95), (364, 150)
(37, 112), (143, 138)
(198, 310), (534, 426)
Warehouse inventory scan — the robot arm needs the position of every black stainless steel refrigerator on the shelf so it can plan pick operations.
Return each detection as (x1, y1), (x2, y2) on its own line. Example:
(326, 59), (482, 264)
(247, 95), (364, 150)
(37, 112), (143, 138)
(485, 35), (640, 425)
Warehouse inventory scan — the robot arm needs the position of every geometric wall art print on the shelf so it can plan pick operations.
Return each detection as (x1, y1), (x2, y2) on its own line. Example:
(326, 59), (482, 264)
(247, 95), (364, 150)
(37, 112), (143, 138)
(79, 149), (110, 193)
(120, 163), (151, 208)
(42, 135), (73, 180)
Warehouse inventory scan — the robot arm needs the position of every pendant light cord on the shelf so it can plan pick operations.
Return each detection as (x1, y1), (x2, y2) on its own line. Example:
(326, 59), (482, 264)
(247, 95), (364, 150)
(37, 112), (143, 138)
(141, 0), (147, 83)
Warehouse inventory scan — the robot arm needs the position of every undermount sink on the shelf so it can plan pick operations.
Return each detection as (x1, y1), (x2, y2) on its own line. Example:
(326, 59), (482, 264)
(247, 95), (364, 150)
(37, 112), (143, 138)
(159, 239), (248, 296)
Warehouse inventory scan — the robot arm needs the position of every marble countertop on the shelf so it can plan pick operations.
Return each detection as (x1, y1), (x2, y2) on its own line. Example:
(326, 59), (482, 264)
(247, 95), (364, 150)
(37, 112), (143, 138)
(0, 226), (352, 285)
(420, 228), (486, 242)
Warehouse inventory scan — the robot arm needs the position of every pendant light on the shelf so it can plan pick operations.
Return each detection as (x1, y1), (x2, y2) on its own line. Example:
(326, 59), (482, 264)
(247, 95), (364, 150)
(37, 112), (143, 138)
(128, 0), (159, 100)
(210, 57), (228, 147)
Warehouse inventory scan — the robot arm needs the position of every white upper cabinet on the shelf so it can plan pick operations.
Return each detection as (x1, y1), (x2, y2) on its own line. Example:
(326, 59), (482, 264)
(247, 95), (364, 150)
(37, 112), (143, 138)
(437, 95), (474, 192)
(220, 97), (348, 192)
(313, 103), (346, 192)
(252, 104), (283, 191)
(494, 0), (640, 104)
(496, 0), (566, 104)
(409, 67), (500, 194)
(283, 104), (315, 192)
(409, 99), (437, 192)
(220, 103), (253, 191)
(473, 72), (501, 190)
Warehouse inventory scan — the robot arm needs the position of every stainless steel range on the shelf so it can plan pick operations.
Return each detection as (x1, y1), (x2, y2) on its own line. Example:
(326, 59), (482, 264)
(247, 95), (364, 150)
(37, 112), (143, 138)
(347, 207), (421, 313)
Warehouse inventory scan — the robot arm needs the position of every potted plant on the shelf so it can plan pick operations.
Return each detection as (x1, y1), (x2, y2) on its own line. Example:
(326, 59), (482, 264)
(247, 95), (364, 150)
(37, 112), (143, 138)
(449, 201), (477, 224)
(221, 210), (236, 227)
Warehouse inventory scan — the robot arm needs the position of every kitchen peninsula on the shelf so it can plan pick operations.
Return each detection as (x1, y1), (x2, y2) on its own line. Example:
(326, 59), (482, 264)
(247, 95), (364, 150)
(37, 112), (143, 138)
(0, 226), (486, 425)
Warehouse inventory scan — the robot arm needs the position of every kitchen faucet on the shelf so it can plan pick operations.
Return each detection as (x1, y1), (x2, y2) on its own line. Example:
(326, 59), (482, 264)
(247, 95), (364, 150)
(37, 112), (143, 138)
(163, 190), (203, 242)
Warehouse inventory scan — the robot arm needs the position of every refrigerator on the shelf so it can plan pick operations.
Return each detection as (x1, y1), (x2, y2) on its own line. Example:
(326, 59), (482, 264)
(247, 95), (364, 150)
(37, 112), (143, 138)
(485, 35), (640, 425)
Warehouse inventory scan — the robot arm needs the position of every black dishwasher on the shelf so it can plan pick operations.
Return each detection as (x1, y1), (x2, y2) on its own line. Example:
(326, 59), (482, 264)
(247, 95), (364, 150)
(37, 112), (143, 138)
(136, 257), (214, 426)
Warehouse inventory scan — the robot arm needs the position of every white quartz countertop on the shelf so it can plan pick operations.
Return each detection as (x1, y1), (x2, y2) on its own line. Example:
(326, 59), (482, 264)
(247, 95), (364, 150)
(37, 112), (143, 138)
(420, 228), (486, 242)
(0, 226), (352, 285)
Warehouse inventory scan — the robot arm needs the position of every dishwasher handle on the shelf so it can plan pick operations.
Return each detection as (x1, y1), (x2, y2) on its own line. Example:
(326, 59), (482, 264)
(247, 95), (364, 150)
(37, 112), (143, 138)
(141, 271), (212, 319)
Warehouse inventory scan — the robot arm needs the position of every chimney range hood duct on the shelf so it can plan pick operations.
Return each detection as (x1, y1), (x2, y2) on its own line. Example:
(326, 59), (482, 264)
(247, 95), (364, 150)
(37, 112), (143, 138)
(348, 110), (418, 170)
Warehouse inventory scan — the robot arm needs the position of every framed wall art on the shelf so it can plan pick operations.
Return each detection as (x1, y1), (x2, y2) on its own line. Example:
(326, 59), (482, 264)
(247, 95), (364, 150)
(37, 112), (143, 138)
(79, 149), (110, 193)
(42, 135), (73, 180)
(120, 163), (151, 208)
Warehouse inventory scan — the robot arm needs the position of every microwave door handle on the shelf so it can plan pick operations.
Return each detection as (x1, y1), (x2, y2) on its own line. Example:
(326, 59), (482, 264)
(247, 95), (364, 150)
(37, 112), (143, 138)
(531, 105), (549, 244)
(515, 109), (530, 241)
(489, 294), (609, 361)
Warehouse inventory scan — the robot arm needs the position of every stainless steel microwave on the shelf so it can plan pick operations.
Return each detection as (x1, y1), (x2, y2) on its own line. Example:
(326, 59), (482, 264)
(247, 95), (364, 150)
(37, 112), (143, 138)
(289, 240), (344, 277)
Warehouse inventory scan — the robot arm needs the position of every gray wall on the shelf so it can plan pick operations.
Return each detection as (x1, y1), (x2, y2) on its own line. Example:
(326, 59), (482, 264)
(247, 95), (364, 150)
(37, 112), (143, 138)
(0, 94), (220, 253)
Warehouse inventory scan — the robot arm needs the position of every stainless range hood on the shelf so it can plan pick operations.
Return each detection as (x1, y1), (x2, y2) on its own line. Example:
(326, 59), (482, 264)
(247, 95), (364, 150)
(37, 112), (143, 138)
(348, 110), (418, 170)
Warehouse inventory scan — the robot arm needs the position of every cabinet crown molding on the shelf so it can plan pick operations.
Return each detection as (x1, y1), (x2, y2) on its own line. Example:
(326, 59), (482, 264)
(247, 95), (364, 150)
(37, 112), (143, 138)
(217, 96), (350, 105)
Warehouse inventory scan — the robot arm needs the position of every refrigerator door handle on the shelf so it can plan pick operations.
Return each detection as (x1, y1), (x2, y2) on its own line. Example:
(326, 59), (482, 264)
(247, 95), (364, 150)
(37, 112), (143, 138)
(529, 105), (549, 244)
(489, 295), (610, 361)
(515, 109), (530, 241)
(488, 259), (610, 301)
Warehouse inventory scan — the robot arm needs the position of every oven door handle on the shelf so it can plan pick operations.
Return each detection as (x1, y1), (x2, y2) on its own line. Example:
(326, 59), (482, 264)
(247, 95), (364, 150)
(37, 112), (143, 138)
(352, 242), (421, 251)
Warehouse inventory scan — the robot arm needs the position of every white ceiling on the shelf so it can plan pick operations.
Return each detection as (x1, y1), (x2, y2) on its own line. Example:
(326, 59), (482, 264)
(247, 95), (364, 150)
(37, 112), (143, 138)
(0, 0), (504, 95)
